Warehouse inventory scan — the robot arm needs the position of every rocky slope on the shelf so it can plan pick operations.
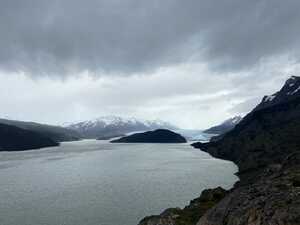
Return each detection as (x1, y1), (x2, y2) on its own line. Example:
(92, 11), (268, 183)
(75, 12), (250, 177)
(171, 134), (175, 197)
(67, 116), (177, 139)
(139, 187), (227, 225)
(0, 123), (59, 151)
(196, 154), (300, 225)
(111, 129), (187, 143)
(138, 76), (300, 225)
(0, 118), (81, 142)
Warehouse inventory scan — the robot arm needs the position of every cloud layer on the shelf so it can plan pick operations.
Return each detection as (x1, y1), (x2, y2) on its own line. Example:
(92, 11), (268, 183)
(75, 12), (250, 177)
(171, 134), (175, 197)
(1, 1), (300, 128)
(1, 0), (300, 75)
(1, 60), (298, 129)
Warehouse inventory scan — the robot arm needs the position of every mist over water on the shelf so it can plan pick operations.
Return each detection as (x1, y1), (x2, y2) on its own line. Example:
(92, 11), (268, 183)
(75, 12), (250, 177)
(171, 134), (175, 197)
(0, 140), (238, 225)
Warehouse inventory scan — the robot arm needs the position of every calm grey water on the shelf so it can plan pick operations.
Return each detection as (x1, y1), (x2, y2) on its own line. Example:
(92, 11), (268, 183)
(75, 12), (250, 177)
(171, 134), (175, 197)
(0, 140), (238, 225)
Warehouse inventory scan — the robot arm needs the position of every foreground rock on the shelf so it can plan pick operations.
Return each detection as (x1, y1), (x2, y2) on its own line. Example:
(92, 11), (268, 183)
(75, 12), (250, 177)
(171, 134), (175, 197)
(139, 187), (227, 225)
(197, 154), (300, 225)
(111, 129), (187, 143)
(0, 123), (59, 151)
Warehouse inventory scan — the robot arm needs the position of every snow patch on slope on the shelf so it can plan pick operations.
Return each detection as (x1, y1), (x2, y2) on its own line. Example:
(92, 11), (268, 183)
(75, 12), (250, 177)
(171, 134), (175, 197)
(263, 94), (277, 102)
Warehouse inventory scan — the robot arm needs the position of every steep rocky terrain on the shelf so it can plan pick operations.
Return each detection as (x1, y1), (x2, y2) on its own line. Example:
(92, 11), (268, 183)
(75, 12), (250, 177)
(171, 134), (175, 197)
(138, 76), (300, 225)
(196, 154), (300, 225)
(0, 123), (59, 151)
(111, 129), (187, 143)
(139, 187), (227, 225)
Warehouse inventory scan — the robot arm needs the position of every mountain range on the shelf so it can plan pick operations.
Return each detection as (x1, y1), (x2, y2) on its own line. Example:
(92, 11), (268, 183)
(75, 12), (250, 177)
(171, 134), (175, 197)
(0, 116), (177, 151)
(66, 116), (178, 139)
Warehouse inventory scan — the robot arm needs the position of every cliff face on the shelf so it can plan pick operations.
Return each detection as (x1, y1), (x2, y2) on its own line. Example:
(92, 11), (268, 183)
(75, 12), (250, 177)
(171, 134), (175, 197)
(138, 77), (300, 225)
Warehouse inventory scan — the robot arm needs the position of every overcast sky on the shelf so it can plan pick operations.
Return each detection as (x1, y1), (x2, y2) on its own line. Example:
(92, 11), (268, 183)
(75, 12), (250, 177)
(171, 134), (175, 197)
(0, 0), (300, 129)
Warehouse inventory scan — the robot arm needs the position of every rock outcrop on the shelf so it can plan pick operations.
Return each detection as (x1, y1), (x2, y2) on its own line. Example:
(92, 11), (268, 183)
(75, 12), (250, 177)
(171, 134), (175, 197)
(138, 187), (227, 225)
(197, 153), (300, 225)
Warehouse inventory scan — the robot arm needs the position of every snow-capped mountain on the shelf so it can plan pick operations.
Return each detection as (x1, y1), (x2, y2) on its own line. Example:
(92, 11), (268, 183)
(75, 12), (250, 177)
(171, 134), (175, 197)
(254, 75), (300, 111)
(66, 116), (178, 139)
(203, 116), (242, 135)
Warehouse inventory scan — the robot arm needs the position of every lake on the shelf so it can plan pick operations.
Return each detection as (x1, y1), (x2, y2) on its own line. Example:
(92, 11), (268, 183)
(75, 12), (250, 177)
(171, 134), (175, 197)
(0, 140), (238, 225)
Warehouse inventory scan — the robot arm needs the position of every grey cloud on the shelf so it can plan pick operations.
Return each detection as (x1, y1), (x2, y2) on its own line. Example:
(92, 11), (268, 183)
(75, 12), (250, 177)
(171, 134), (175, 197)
(228, 97), (261, 115)
(0, 0), (300, 75)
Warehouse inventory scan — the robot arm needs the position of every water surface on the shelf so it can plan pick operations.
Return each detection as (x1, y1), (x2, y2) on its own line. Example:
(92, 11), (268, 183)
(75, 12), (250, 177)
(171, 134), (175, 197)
(0, 140), (238, 225)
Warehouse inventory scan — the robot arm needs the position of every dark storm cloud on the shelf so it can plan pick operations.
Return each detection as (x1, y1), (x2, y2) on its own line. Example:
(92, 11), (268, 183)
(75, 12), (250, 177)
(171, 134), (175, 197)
(0, 0), (299, 75)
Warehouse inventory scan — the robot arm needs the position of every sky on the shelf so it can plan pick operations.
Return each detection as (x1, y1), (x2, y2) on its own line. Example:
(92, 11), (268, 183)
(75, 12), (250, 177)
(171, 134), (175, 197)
(0, 0), (300, 129)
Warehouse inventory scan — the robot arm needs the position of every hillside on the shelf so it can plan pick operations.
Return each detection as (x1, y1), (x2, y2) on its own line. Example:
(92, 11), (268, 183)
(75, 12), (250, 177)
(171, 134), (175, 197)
(0, 118), (81, 142)
(0, 123), (59, 151)
(193, 76), (300, 174)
